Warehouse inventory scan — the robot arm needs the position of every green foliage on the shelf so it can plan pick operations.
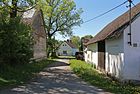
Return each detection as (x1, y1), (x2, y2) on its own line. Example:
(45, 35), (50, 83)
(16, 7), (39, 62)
(38, 0), (82, 49)
(47, 37), (58, 57)
(0, 59), (54, 88)
(70, 36), (80, 49)
(0, 14), (33, 65)
(1, 0), (36, 10)
(70, 60), (140, 94)
(38, 0), (83, 56)
(82, 35), (93, 39)
(80, 35), (93, 51)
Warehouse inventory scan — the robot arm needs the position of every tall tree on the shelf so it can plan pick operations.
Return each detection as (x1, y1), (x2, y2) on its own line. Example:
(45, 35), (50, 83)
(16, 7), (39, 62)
(70, 36), (80, 49)
(0, 0), (35, 64)
(82, 35), (93, 39)
(80, 35), (93, 51)
(38, 0), (83, 56)
(1, 0), (36, 18)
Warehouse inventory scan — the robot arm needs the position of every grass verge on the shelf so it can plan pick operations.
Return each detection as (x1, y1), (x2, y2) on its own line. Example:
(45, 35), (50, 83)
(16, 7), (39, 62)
(0, 59), (55, 89)
(70, 59), (140, 94)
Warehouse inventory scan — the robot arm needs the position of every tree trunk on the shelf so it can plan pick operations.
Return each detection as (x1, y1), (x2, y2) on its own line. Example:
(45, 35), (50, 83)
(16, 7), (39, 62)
(10, 0), (17, 18)
(46, 35), (52, 58)
(46, 34), (57, 58)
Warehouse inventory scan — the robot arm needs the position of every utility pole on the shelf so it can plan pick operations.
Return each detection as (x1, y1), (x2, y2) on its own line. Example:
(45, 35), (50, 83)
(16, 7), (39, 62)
(128, 0), (132, 45)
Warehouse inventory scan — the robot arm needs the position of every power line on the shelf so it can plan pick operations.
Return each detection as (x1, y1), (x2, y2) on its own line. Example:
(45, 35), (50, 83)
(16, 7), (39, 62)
(131, 0), (137, 8)
(82, 0), (128, 24)
(130, 0), (140, 14)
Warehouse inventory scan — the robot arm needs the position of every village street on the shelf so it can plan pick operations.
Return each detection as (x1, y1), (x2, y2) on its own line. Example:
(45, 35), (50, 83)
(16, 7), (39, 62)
(0, 59), (111, 94)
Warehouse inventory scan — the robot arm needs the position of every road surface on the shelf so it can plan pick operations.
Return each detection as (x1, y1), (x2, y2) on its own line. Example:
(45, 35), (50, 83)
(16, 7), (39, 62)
(0, 59), (111, 94)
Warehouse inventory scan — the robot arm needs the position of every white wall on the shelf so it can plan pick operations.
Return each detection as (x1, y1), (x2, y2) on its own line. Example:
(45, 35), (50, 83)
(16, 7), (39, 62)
(84, 48), (88, 62)
(85, 51), (92, 63)
(58, 42), (73, 56)
(85, 43), (98, 68)
(123, 15), (140, 81)
(105, 35), (124, 78)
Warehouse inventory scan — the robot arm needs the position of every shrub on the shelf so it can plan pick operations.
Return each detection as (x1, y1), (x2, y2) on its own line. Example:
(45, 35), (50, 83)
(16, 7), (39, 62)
(0, 14), (33, 65)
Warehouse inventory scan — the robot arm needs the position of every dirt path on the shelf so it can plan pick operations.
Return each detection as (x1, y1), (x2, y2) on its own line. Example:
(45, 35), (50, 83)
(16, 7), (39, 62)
(0, 59), (111, 94)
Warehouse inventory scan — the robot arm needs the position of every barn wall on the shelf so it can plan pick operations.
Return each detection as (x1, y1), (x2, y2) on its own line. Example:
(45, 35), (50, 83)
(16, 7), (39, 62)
(32, 10), (47, 59)
(33, 36), (46, 59)
(105, 34), (124, 78)
(123, 15), (140, 81)
(84, 43), (98, 68)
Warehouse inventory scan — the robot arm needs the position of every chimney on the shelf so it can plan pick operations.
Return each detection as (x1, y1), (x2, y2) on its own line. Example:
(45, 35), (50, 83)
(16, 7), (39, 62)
(67, 39), (72, 43)
(67, 39), (69, 42)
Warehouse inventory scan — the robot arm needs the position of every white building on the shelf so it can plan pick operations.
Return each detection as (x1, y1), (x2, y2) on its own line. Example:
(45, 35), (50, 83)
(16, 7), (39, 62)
(57, 40), (79, 56)
(84, 43), (98, 68)
(85, 2), (140, 81)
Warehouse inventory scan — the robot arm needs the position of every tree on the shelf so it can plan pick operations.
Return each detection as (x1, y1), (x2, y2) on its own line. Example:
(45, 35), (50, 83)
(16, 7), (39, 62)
(0, 0), (34, 65)
(0, 13), (33, 65)
(38, 0), (83, 38)
(70, 36), (80, 49)
(82, 35), (93, 39)
(80, 35), (93, 51)
(38, 0), (83, 56)
(1, 0), (36, 18)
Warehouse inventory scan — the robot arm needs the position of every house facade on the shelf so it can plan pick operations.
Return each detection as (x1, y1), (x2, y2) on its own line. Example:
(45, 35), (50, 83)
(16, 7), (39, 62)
(85, 2), (140, 81)
(23, 8), (47, 60)
(57, 40), (79, 56)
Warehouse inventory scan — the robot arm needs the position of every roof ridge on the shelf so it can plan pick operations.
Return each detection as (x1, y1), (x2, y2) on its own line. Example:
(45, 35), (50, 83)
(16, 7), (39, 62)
(65, 41), (77, 48)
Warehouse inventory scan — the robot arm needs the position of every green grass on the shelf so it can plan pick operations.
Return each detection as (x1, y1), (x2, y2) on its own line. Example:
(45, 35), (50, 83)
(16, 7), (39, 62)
(70, 59), (140, 94)
(0, 59), (55, 89)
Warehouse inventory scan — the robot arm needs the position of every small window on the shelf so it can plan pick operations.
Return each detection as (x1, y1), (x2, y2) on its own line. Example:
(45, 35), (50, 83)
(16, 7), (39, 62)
(133, 43), (138, 47)
(63, 51), (67, 54)
(63, 44), (66, 46)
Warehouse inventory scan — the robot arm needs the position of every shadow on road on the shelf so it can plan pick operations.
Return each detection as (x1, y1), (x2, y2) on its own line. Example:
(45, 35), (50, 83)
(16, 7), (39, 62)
(0, 59), (111, 94)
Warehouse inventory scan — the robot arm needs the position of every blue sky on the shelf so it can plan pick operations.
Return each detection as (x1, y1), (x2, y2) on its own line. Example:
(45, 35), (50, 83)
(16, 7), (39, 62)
(56, 0), (140, 40)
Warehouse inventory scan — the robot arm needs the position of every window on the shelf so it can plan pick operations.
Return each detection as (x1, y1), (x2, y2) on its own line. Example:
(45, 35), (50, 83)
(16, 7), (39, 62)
(63, 44), (66, 46)
(63, 51), (67, 55)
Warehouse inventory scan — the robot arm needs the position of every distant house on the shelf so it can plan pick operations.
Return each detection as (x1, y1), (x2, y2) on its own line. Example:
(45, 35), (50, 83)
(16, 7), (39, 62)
(57, 40), (79, 56)
(23, 8), (47, 60)
(85, 2), (140, 81)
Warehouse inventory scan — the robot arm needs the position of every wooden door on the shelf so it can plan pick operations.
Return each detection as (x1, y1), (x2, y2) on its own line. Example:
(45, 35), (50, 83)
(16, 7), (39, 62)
(98, 40), (105, 71)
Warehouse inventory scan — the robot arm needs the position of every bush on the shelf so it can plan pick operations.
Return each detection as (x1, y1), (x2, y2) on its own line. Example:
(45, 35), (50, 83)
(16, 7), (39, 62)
(0, 14), (33, 65)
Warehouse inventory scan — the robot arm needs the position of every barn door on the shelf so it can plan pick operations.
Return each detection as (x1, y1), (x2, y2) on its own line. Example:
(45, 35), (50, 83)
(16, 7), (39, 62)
(98, 40), (105, 71)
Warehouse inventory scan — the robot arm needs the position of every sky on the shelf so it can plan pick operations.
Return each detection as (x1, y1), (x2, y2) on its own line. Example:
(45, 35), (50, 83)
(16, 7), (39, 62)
(56, 0), (140, 40)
